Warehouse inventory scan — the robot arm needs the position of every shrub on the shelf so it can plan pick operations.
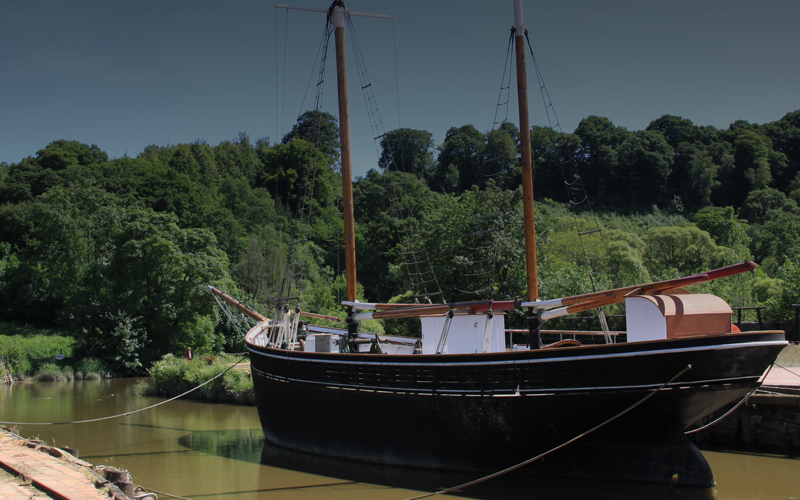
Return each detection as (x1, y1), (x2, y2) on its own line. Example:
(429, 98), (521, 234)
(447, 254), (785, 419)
(35, 363), (67, 382)
(143, 353), (253, 404)
(74, 357), (109, 380)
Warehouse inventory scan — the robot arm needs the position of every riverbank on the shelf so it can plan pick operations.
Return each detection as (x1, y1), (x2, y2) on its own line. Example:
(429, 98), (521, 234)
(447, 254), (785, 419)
(0, 322), (115, 382)
(136, 353), (254, 405)
(0, 428), (130, 500)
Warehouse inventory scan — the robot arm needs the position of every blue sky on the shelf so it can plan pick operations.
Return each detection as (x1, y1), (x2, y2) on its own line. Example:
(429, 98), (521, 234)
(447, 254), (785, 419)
(2, 0), (798, 178)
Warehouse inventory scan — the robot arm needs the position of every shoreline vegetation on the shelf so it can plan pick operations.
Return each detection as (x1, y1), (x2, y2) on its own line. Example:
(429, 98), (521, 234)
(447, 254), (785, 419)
(0, 322), (113, 381)
(0, 320), (255, 405)
(136, 353), (255, 405)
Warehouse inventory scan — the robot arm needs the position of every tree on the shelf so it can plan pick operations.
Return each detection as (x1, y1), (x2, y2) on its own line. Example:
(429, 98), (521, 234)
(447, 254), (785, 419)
(739, 188), (798, 225)
(0, 162), (9, 185)
(608, 130), (674, 208)
(101, 209), (231, 363)
(646, 115), (701, 149)
(531, 127), (583, 203)
(282, 110), (340, 165)
(748, 209), (800, 270)
(682, 144), (721, 209)
(484, 122), (520, 189)
(0, 141), (109, 203)
(766, 257), (800, 321)
(214, 133), (263, 186)
(574, 116), (628, 204)
(714, 127), (773, 207)
(642, 225), (727, 278)
(693, 206), (750, 251)
(34, 140), (108, 171)
(353, 169), (440, 301)
(764, 110), (800, 190)
(378, 128), (436, 179)
(0, 188), (96, 323)
(433, 125), (486, 193)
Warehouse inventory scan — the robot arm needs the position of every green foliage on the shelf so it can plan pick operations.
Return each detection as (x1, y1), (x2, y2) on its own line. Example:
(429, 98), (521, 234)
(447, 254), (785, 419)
(282, 110), (340, 166)
(693, 206), (750, 258)
(433, 125), (486, 193)
(0, 326), (73, 376)
(383, 290), (420, 337)
(74, 357), (109, 379)
(2, 108), (800, 366)
(379, 128), (437, 178)
(143, 353), (254, 405)
(766, 256), (800, 321)
(642, 225), (729, 278)
(35, 362), (68, 382)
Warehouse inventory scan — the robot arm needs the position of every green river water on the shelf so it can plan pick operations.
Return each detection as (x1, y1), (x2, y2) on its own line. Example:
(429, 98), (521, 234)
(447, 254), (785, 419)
(1, 378), (798, 499)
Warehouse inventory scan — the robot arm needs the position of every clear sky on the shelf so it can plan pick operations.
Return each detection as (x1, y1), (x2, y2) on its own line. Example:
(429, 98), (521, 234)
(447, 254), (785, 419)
(2, 0), (798, 179)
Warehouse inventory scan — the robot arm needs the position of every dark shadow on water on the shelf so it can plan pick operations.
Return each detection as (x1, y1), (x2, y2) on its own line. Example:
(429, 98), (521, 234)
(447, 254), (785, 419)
(700, 444), (800, 460)
(179, 430), (716, 500)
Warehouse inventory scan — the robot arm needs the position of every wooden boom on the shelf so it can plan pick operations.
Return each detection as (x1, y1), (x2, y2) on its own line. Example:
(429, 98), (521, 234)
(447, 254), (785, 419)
(208, 286), (266, 322)
(526, 261), (755, 311)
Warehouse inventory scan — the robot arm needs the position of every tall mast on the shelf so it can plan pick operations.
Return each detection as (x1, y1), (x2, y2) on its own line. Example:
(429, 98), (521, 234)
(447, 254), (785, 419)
(276, 2), (390, 311)
(513, 0), (538, 302)
(330, 1), (358, 305)
(514, 0), (543, 349)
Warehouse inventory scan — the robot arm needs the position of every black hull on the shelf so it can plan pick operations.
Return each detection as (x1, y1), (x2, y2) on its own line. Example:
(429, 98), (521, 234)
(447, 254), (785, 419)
(247, 331), (786, 487)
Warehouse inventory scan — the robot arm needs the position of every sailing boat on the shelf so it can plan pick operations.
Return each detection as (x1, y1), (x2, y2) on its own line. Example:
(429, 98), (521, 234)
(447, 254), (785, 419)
(211, 0), (786, 487)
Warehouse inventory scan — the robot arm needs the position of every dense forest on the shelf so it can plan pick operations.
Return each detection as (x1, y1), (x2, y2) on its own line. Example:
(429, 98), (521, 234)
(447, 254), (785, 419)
(1, 109), (799, 374)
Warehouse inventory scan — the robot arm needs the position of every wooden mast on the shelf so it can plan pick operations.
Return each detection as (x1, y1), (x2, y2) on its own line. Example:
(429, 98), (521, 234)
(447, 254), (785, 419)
(513, 0), (543, 348)
(514, 0), (538, 303)
(330, 1), (358, 306)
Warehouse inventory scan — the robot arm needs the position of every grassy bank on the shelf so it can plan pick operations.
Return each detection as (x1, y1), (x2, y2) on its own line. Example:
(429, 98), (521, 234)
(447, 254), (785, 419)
(137, 353), (254, 405)
(0, 322), (112, 381)
(777, 344), (800, 367)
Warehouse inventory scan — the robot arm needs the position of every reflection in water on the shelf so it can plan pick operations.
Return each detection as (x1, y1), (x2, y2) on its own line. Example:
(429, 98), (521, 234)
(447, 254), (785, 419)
(181, 429), (716, 500)
(2, 379), (798, 499)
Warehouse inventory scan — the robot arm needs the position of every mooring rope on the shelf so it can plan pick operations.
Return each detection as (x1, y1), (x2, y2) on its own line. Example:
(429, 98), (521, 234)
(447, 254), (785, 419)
(135, 485), (194, 500)
(685, 364), (773, 435)
(0, 354), (249, 426)
(773, 362), (800, 379)
(404, 364), (692, 500)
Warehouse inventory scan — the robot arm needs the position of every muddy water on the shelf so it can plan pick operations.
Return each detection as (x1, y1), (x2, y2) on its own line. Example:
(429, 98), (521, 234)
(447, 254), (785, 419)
(1, 378), (798, 499)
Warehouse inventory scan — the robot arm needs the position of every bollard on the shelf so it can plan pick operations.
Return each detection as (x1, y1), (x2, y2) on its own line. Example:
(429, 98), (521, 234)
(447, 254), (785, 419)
(117, 481), (135, 497)
(104, 467), (129, 483)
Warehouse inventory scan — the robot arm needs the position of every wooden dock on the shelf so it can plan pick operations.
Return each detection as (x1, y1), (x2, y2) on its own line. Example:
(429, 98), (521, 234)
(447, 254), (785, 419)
(692, 364), (800, 450)
(0, 431), (130, 500)
(761, 365), (800, 391)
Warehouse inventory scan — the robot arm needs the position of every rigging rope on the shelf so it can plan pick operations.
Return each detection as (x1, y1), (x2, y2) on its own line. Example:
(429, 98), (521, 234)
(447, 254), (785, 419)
(404, 364), (693, 500)
(275, 21), (333, 323)
(345, 11), (443, 303)
(522, 30), (623, 336)
(773, 362), (800, 379)
(212, 293), (258, 336)
(0, 355), (249, 427)
(450, 31), (516, 305)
